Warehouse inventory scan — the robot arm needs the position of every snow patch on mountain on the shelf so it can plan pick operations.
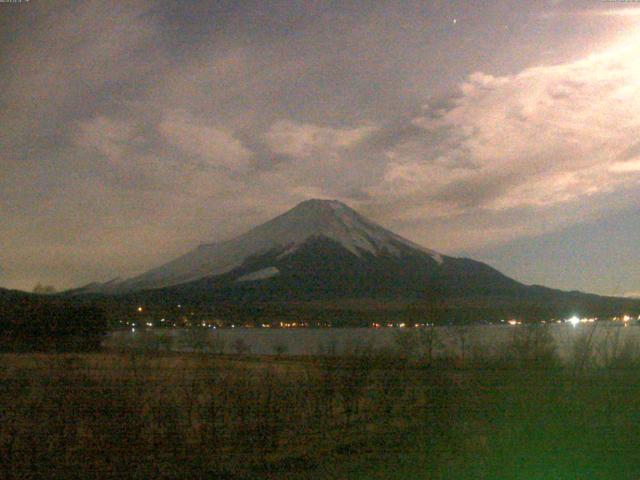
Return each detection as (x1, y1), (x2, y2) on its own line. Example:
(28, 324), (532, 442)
(236, 267), (280, 283)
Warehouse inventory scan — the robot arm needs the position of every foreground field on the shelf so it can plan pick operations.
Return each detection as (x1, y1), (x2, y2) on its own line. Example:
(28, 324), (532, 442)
(2, 341), (640, 478)
(0, 351), (446, 479)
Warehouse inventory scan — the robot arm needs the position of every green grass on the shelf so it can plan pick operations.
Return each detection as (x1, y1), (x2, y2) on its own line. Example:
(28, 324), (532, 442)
(344, 368), (640, 479)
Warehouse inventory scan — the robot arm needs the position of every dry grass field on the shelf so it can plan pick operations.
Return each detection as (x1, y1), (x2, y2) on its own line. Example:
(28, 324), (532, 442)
(3, 326), (640, 479)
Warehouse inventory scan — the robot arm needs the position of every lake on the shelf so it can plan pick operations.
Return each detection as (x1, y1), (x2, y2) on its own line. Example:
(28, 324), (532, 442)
(105, 322), (640, 361)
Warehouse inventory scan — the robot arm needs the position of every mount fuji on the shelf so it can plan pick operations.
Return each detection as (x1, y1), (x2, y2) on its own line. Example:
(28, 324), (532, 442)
(83, 199), (518, 297)
(75, 199), (640, 322)
(117, 199), (445, 292)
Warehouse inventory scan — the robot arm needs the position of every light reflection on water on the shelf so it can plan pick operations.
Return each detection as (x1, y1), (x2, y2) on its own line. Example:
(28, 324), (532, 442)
(105, 323), (640, 360)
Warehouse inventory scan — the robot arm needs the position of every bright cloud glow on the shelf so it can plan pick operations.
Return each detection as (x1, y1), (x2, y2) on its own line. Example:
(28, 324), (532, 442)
(582, 8), (640, 18)
(371, 30), (640, 247)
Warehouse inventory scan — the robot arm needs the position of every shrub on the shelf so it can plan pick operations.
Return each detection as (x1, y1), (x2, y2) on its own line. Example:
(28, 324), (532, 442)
(500, 323), (559, 369)
(272, 342), (289, 357)
(231, 338), (251, 355)
(393, 329), (419, 359)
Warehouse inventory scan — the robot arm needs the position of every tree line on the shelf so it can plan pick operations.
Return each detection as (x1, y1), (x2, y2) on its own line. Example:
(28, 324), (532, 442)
(0, 295), (107, 351)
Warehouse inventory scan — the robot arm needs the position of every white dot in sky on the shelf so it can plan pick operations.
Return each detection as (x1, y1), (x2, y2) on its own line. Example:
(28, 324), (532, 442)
(453, 18), (457, 24)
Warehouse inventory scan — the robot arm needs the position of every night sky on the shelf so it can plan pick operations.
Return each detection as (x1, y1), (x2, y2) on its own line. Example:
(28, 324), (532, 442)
(2, 0), (640, 295)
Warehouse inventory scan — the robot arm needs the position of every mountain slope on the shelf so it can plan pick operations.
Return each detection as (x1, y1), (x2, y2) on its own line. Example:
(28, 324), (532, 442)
(97, 198), (531, 301)
(95, 199), (444, 293)
(155, 236), (524, 301)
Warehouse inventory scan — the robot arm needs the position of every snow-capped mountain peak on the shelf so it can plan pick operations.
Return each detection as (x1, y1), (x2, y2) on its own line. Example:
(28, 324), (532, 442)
(104, 199), (443, 292)
(262, 199), (442, 260)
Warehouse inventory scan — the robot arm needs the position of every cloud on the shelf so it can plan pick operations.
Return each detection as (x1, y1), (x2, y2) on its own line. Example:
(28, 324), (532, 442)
(73, 115), (172, 192)
(5, 0), (640, 290)
(75, 116), (138, 164)
(578, 8), (640, 18)
(540, 7), (640, 19)
(0, 1), (159, 152)
(158, 111), (253, 172)
(370, 32), (640, 247)
(265, 120), (374, 158)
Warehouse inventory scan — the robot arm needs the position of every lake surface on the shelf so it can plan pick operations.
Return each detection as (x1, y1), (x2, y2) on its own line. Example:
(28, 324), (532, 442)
(105, 322), (640, 361)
